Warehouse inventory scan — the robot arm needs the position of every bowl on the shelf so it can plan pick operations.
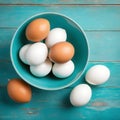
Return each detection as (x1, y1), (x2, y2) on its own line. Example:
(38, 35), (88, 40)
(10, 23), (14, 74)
(10, 12), (89, 90)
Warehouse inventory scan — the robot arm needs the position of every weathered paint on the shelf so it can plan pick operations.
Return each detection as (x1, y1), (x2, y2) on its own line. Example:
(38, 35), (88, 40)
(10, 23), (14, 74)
(0, 6), (119, 30)
(0, 1), (120, 119)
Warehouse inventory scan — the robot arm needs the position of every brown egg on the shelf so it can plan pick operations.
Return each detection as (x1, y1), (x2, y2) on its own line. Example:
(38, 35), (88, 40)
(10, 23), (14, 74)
(49, 41), (75, 63)
(7, 78), (32, 103)
(26, 18), (50, 42)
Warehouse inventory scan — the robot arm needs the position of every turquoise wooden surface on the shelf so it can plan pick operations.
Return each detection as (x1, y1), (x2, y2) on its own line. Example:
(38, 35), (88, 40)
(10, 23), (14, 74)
(0, 0), (120, 4)
(0, 6), (120, 30)
(0, 0), (120, 120)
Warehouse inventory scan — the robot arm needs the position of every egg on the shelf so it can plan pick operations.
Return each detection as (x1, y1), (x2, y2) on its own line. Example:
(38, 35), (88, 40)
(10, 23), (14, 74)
(7, 78), (32, 103)
(19, 44), (31, 64)
(26, 18), (50, 42)
(25, 42), (48, 65)
(70, 84), (92, 106)
(85, 65), (110, 85)
(52, 60), (74, 78)
(49, 41), (75, 63)
(30, 58), (52, 77)
(45, 28), (67, 48)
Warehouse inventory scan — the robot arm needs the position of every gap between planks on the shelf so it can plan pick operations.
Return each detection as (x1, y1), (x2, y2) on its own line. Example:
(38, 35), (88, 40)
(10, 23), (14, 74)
(0, 4), (120, 6)
(0, 27), (120, 32)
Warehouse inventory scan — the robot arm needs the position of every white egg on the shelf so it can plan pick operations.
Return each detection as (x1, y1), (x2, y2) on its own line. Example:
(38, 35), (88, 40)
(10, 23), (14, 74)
(52, 60), (74, 78)
(30, 58), (52, 77)
(45, 28), (67, 48)
(25, 42), (48, 65)
(70, 84), (92, 106)
(19, 44), (31, 64)
(85, 65), (110, 85)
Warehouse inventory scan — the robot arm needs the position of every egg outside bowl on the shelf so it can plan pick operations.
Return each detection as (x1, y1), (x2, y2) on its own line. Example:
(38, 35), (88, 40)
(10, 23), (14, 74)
(10, 12), (89, 90)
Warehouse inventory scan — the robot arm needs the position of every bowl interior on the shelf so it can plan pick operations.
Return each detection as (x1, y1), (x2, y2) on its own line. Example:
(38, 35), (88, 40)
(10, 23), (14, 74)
(11, 13), (89, 90)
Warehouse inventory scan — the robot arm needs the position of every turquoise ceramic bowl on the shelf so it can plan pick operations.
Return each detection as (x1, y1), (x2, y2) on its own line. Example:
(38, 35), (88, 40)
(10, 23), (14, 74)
(10, 12), (89, 90)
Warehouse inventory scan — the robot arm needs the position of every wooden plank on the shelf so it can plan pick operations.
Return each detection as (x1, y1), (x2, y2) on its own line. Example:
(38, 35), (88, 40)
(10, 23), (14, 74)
(0, 29), (15, 61)
(0, 0), (120, 4)
(0, 61), (120, 88)
(0, 6), (120, 30)
(0, 29), (119, 61)
(0, 75), (120, 120)
(86, 31), (120, 61)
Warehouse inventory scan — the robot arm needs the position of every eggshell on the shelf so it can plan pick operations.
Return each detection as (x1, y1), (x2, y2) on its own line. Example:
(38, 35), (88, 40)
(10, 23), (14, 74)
(45, 28), (67, 48)
(49, 41), (75, 63)
(85, 65), (110, 85)
(26, 18), (50, 42)
(25, 42), (48, 65)
(19, 44), (31, 64)
(30, 58), (52, 77)
(52, 60), (74, 78)
(7, 78), (32, 103)
(70, 84), (92, 106)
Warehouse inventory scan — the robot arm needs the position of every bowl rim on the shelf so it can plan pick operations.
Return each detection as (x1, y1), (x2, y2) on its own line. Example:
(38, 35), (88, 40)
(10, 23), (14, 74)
(10, 12), (89, 90)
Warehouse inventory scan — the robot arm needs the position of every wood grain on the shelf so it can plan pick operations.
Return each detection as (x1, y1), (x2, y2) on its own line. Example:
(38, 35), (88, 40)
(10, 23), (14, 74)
(0, 0), (120, 119)
(0, 6), (119, 30)
(0, 84), (120, 120)
(0, 0), (120, 5)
